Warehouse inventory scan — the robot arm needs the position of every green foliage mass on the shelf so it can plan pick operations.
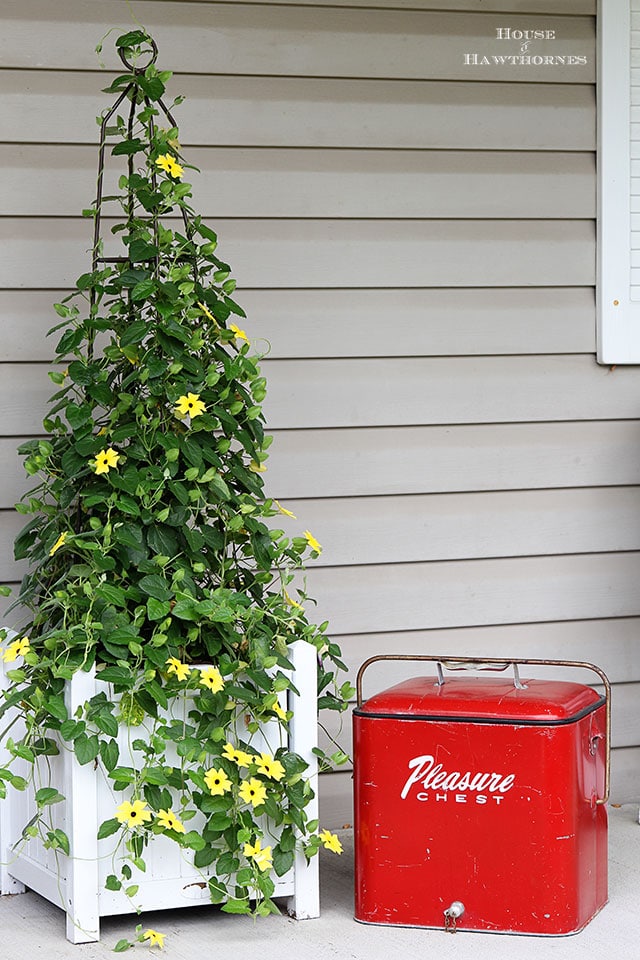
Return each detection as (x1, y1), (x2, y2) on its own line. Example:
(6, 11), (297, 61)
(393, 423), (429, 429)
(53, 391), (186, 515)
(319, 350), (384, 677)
(0, 29), (352, 921)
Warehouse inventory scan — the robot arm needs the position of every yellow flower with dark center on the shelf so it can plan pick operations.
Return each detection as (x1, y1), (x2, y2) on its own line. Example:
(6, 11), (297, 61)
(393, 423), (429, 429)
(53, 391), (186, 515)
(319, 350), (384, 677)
(243, 838), (273, 872)
(175, 392), (206, 418)
(255, 752), (285, 782)
(115, 799), (153, 829)
(319, 829), (343, 854)
(204, 766), (232, 796)
(239, 777), (267, 808)
(143, 929), (165, 949)
(166, 657), (190, 682)
(222, 742), (252, 767)
(49, 532), (67, 556)
(229, 323), (249, 343)
(156, 809), (186, 834)
(155, 153), (183, 179)
(93, 448), (120, 475)
(3, 636), (30, 664)
(303, 530), (322, 554)
(199, 665), (224, 693)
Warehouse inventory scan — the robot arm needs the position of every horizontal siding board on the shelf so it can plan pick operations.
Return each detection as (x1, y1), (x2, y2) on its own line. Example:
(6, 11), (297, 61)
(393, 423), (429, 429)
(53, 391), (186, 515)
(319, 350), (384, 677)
(0, 145), (596, 220)
(4, 487), (640, 563)
(3, 419), (639, 506)
(334, 618), (640, 686)
(0, 356), (633, 435)
(133, 0), (596, 12)
(270, 487), (640, 565)
(303, 553), (640, 634)
(0, 219), (595, 290)
(0, 288), (597, 363)
(0, 3), (594, 83)
(261, 356), (629, 428)
(0, 73), (596, 150)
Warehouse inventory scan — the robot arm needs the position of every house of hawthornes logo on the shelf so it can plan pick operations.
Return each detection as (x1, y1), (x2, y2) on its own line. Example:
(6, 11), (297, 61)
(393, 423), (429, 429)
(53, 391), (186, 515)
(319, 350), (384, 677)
(464, 27), (588, 67)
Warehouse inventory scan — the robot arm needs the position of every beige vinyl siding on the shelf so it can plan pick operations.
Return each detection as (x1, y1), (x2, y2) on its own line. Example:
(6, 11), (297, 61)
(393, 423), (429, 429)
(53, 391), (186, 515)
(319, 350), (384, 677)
(1, 2), (637, 820)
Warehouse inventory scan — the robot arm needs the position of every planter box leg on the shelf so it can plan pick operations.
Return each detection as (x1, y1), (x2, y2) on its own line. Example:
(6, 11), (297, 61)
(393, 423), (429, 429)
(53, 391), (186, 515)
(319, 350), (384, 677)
(0, 643), (26, 896)
(64, 670), (100, 943)
(286, 640), (319, 920)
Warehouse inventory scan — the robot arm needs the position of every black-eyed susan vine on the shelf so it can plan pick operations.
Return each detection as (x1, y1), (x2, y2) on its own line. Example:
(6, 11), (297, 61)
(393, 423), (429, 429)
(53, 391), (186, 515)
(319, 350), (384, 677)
(0, 28), (351, 948)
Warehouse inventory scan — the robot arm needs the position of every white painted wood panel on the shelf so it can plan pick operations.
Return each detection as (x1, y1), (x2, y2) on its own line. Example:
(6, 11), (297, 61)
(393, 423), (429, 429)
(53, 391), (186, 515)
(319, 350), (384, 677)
(0, 145), (595, 219)
(0, 288), (596, 363)
(0, 72), (596, 150)
(0, 2), (594, 83)
(1, 355), (632, 435)
(0, 219), (595, 290)
(303, 552), (640, 634)
(269, 487), (640, 565)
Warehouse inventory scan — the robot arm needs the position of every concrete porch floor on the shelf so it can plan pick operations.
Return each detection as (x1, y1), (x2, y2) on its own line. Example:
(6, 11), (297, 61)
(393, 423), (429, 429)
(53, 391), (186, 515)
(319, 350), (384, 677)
(2, 804), (638, 958)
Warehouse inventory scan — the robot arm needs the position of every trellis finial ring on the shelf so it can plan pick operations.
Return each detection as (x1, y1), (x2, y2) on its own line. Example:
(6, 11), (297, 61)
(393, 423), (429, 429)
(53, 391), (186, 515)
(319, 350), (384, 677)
(118, 35), (158, 73)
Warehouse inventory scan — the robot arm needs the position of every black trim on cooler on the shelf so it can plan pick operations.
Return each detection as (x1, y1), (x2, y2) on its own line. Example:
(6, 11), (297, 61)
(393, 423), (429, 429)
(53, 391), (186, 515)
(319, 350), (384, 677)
(352, 696), (606, 726)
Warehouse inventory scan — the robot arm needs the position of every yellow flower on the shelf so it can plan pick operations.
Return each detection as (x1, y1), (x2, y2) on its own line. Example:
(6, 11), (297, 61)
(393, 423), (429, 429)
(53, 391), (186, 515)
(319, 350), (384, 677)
(283, 587), (304, 612)
(156, 809), (185, 834)
(3, 636), (30, 663)
(175, 392), (206, 418)
(199, 665), (224, 693)
(166, 657), (190, 682)
(239, 777), (267, 808)
(229, 323), (249, 343)
(93, 447), (120, 475)
(204, 766), (232, 796)
(222, 743), (252, 768)
(319, 829), (343, 854)
(248, 460), (266, 473)
(155, 153), (183, 179)
(49, 532), (68, 556)
(274, 500), (296, 519)
(115, 799), (153, 829)
(143, 929), (165, 949)
(303, 530), (322, 554)
(273, 700), (288, 721)
(243, 838), (273, 872)
(197, 301), (219, 326)
(255, 752), (285, 782)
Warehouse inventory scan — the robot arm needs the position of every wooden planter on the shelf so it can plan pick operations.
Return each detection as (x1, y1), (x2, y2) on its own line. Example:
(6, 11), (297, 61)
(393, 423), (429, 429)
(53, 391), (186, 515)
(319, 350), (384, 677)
(0, 640), (319, 943)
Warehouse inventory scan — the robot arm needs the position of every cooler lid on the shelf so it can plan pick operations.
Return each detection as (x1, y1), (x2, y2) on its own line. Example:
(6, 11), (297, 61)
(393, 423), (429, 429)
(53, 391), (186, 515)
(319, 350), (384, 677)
(354, 675), (605, 725)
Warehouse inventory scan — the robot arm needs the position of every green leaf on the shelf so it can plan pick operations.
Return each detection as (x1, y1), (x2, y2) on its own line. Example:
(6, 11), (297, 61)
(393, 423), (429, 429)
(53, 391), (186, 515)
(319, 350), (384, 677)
(100, 738), (119, 772)
(147, 597), (171, 621)
(105, 874), (122, 891)
(74, 733), (100, 765)
(35, 787), (65, 807)
(116, 29), (149, 48)
(114, 938), (132, 952)
(44, 695), (67, 722)
(221, 898), (251, 915)
(97, 818), (121, 840)
(52, 828), (70, 856)
(137, 76), (165, 100)
(128, 239), (158, 262)
(273, 847), (294, 877)
(138, 574), (172, 602)
(193, 845), (217, 868)
(111, 139), (145, 157)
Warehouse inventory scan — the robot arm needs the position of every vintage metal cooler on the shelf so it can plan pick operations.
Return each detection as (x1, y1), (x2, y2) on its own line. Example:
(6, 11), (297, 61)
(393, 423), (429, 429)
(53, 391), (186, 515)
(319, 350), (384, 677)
(353, 656), (609, 935)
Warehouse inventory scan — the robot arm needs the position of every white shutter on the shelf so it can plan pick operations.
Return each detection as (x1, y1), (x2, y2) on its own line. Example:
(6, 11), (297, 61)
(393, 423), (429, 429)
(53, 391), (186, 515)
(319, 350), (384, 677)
(597, 0), (640, 362)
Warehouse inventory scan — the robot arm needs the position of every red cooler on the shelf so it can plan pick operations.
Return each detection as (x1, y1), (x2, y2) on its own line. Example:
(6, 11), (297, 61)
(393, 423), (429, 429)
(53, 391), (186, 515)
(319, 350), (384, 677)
(353, 656), (609, 935)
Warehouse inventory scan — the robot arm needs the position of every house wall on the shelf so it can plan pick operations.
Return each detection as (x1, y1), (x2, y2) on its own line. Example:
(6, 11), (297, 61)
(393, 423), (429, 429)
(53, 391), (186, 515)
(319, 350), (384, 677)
(1, 0), (638, 825)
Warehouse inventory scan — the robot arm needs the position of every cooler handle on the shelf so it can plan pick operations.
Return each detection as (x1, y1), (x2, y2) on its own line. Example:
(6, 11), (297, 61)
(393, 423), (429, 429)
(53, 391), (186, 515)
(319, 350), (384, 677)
(355, 655), (611, 805)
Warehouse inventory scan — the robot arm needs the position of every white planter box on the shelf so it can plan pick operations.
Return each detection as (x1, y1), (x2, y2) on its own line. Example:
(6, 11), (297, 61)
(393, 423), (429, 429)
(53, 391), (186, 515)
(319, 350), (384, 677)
(0, 640), (319, 942)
